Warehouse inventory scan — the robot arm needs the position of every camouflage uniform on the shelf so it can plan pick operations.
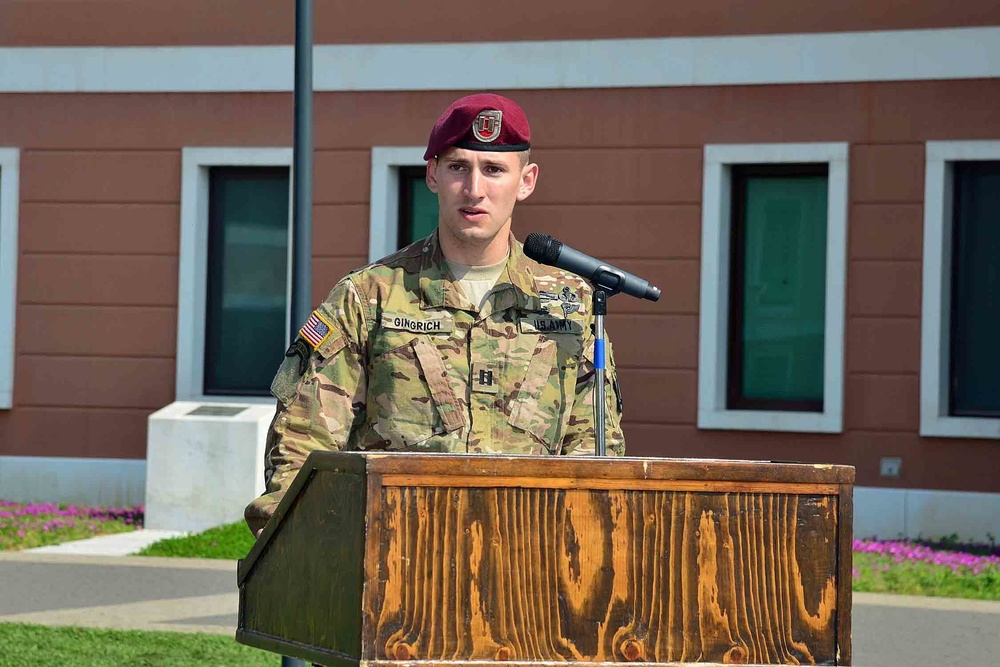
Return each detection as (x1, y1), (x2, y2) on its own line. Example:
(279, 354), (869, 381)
(245, 231), (625, 533)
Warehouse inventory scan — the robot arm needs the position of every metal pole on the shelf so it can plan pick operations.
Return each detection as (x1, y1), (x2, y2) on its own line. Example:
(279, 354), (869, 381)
(284, 9), (312, 667)
(290, 0), (314, 342)
(593, 290), (608, 456)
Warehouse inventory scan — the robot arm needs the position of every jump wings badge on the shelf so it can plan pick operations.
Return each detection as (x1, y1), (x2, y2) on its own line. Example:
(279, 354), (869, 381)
(540, 286), (580, 317)
(558, 286), (581, 316)
(472, 110), (502, 143)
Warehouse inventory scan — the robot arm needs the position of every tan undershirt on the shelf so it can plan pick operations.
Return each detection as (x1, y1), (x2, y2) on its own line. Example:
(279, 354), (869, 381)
(446, 254), (509, 311)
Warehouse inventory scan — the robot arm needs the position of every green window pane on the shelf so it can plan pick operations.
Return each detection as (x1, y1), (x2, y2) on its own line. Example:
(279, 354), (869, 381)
(398, 167), (438, 247)
(730, 168), (827, 409)
(951, 161), (1000, 417)
(204, 167), (290, 396)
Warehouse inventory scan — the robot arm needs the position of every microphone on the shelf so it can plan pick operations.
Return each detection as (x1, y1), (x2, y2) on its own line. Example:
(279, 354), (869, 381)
(523, 233), (661, 302)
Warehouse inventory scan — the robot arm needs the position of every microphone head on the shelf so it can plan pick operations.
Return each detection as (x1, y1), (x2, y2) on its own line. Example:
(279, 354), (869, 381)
(523, 233), (562, 265)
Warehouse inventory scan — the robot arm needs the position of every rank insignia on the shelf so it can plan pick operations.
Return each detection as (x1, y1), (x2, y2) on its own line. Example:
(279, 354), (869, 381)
(472, 109), (502, 143)
(300, 311), (333, 350)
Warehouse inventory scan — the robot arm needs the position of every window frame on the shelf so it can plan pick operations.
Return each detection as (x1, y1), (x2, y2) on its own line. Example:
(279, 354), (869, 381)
(698, 143), (849, 433)
(920, 141), (1000, 439)
(176, 147), (293, 403)
(0, 148), (19, 410)
(369, 147), (427, 262)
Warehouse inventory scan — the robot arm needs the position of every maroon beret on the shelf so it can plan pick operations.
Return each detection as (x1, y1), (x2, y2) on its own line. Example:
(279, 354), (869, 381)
(423, 93), (531, 161)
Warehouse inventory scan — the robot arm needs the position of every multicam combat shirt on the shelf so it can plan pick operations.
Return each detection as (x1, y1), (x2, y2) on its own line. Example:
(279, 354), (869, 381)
(245, 232), (625, 532)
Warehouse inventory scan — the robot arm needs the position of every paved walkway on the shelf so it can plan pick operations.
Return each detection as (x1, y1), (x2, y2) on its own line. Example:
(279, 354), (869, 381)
(2, 532), (1000, 665)
(1, 531), (236, 635)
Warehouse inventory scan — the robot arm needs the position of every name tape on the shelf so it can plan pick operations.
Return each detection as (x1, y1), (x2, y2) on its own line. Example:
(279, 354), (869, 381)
(519, 316), (583, 335)
(382, 314), (454, 334)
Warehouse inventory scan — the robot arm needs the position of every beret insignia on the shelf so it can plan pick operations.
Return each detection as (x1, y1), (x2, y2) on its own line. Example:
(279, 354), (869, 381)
(472, 110), (502, 143)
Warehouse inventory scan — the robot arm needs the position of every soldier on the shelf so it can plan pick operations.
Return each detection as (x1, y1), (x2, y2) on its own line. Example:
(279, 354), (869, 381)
(245, 93), (625, 535)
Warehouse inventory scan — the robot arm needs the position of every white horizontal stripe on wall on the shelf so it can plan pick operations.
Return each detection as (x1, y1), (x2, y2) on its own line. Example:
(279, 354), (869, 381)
(1, 26), (999, 93)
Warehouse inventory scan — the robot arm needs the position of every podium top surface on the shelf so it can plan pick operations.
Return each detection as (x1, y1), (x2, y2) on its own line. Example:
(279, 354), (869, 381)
(306, 451), (855, 485)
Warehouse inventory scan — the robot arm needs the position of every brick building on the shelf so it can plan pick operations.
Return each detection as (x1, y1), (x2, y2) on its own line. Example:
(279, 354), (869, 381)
(1, 1), (999, 539)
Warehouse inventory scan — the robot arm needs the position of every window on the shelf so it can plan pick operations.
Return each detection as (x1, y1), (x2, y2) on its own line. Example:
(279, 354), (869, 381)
(397, 166), (438, 247)
(204, 167), (290, 396)
(369, 147), (432, 261)
(921, 142), (1000, 438)
(176, 148), (293, 402)
(699, 143), (848, 433)
(0, 149), (19, 410)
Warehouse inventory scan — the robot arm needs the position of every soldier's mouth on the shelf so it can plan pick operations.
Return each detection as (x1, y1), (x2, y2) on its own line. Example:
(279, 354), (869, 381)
(460, 207), (487, 219)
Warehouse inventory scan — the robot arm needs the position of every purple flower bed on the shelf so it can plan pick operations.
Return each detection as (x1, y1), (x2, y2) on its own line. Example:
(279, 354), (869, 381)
(854, 538), (1000, 576)
(0, 501), (145, 550)
(0, 500), (143, 524)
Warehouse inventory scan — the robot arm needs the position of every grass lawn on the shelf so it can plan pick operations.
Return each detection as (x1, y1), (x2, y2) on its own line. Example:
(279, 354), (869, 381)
(853, 537), (1000, 600)
(0, 623), (274, 667)
(136, 521), (256, 560)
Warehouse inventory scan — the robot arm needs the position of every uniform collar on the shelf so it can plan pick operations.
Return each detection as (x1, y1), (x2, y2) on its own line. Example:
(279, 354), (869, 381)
(419, 230), (543, 313)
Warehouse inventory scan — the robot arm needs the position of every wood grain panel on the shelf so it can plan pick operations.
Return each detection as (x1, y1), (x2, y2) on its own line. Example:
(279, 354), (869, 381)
(380, 475), (840, 495)
(241, 470), (365, 657)
(359, 453), (854, 485)
(372, 487), (839, 664)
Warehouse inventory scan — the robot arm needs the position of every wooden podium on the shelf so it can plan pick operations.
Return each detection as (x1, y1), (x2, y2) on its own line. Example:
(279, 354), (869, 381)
(237, 452), (854, 666)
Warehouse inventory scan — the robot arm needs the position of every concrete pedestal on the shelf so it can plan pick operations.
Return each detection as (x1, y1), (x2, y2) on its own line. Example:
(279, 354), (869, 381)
(145, 401), (274, 532)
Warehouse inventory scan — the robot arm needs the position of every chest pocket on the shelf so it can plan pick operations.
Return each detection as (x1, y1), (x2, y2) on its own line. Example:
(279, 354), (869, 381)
(368, 332), (465, 449)
(507, 334), (578, 452)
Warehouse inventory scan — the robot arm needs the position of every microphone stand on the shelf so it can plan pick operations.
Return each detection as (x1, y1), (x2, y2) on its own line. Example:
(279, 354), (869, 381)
(590, 268), (624, 457)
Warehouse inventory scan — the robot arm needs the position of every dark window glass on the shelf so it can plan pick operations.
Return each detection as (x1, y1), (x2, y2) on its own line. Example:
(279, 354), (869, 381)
(728, 164), (828, 411)
(204, 167), (290, 396)
(398, 166), (438, 248)
(950, 161), (1000, 417)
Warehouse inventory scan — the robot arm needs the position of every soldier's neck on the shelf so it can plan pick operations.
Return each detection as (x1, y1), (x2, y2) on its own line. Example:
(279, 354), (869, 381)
(438, 225), (511, 266)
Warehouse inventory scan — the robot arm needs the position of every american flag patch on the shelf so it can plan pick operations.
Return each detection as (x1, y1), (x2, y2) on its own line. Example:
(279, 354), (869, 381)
(299, 311), (333, 349)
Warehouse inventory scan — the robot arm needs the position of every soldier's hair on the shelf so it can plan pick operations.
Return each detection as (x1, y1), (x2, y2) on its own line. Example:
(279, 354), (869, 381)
(518, 149), (531, 168)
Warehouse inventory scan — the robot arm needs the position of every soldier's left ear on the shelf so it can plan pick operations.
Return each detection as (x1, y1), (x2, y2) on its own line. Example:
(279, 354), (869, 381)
(425, 158), (440, 194)
(517, 162), (538, 202)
